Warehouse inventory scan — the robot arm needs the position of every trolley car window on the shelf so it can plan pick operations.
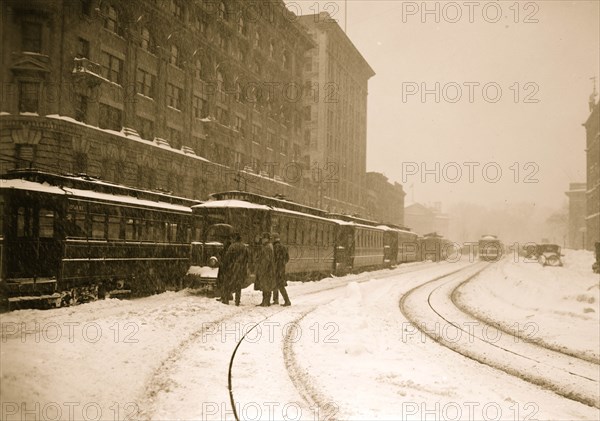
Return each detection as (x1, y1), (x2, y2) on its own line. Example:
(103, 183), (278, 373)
(160, 222), (168, 242)
(168, 222), (177, 242)
(143, 220), (154, 241)
(289, 220), (296, 244)
(67, 211), (88, 238)
(17, 207), (33, 238)
(125, 218), (138, 240)
(107, 216), (121, 239)
(91, 214), (106, 239)
(280, 219), (288, 243)
(39, 209), (55, 238)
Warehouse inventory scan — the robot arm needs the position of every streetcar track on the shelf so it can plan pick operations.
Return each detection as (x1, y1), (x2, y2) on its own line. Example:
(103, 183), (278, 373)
(452, 272), (600, 366)
(430, 276), (598, 383)
(399, 262), (600, 409)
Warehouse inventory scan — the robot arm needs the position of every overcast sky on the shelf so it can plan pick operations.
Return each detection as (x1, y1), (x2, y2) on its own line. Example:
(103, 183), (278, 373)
(289, 0), (599, 211)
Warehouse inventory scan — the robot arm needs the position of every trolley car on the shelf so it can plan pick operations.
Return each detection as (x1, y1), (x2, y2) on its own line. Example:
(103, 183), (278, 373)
(478, 235), (503, 262)
(0, 170), (201, 308)
(380, 224), (419, 265)
(419, 232), (455, 262)
(190, 191), (340, 285)
(328, 213), (386, 272)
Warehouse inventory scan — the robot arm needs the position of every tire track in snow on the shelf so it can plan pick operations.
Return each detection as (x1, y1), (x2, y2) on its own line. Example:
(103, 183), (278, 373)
(138, 307), (244, 420)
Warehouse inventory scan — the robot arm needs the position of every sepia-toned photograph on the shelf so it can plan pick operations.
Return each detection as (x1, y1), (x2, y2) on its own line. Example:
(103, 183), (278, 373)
(1, 1), (599, 420)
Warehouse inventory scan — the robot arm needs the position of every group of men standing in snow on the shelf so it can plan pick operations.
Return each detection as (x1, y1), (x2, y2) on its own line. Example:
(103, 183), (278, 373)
(217, 231), (291, 307)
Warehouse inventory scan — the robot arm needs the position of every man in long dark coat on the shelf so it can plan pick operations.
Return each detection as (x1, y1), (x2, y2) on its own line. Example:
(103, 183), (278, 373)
(221, 232), (250, 306)
(255, 232), (276, 306)
(272, 233), (291, 306)
(216, 237), (232, 302)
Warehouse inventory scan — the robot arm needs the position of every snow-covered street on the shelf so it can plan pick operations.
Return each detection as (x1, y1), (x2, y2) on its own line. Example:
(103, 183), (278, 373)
(1, 251), (599, 421)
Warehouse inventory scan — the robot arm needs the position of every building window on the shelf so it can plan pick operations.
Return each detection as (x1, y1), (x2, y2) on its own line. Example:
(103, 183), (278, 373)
(99, 103), (122, 131)
(237, 16), (245, 35)
(18, 82), (39, 113)
(136, 68), (155, 98)
(251, 124), (260, 140)
(216, 71), (225, 92)
(166, 83), (182, 110)
(235, 83), (243, 102)
(269, 40), (274, 59)
(193, 95), (208, 118)
(216, 106), (229, 125)
(170, 0), (182, 19)
(218, 34), (227, 51)
(76, 37), (89, 58)
(169, 45), (180, 67)
(137, 116), (154, 139)
(282, 51), (290, 70)
(22, 22), (42, 53)
(100, 52), (123, 84)
(75, 95), (87, 123)
(168, 127), (182, 149)
(81, 0), (93, 16)
(194, 59), (202, 80)
(267, 132), (274, 148)
(103, 5), (121, 35)
(140, 28), (154, 53)
(253, 31), (260, 48)
(218, 2), (227, 20)
(234, 115), (244, 132)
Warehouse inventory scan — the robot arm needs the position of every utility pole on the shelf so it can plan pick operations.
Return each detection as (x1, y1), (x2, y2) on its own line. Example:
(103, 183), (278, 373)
(344, 0), (347, 32)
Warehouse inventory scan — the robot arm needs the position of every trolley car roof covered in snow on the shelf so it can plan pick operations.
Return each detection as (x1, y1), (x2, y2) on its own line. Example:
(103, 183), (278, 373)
(1, 179), (194, 213)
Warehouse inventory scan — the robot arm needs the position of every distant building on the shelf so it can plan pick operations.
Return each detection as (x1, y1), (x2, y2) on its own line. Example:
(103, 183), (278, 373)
(565, 182), (587, 249)
(298, 12), (375, 216)
(404, 202), (449, 237)
(365, 172), (405, 226)
(583, 95), (599, 250)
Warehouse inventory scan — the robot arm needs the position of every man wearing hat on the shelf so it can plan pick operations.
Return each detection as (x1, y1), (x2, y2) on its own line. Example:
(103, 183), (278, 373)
(255, 232), (276, 306)
(272, 232), (291, 306)
(221, 232), (250, 306)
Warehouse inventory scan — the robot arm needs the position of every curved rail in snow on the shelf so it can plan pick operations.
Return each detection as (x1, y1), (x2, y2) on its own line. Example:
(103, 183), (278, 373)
(399, 262), (600, 409)
(452, 270), (600, 366)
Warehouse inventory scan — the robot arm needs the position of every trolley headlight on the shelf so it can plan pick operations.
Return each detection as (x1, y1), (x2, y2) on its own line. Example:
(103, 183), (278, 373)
(208, 256), (219, 268)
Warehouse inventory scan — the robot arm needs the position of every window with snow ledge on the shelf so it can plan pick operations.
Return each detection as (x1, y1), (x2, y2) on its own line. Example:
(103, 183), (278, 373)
(166, 83), (182, 110)
(18, 82), (40, 114)
(99, 103), (122, 131)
